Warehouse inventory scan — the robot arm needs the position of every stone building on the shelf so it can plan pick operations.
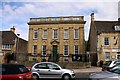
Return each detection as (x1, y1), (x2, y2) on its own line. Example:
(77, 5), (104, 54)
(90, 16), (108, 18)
(28, 16), (86, 62)
(88, 13), (120, 66)
(0, 27), (28, 63)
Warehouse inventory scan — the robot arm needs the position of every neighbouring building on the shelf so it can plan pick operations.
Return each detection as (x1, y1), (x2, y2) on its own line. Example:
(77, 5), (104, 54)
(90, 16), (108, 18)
(0, 27), (28, 63)
(28, 16), (86, 62)
(88, 13), (120, 66)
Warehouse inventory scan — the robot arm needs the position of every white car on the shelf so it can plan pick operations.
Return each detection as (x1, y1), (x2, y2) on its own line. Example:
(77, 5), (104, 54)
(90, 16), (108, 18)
(102, 60), (120, 71)
(89, 64), (120, 80)
(31, 62), (75, 80)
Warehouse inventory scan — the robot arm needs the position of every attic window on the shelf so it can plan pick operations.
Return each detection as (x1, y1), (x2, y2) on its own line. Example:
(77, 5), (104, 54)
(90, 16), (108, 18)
(114, 25), (120, 31)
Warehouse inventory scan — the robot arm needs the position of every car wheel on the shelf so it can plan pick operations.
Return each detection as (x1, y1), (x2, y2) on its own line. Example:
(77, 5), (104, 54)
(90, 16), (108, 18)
(62, 74), (71, 80)
(33, 74), (39, 80)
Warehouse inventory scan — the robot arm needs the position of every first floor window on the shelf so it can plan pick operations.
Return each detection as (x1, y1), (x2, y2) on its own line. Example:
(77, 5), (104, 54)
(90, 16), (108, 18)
(42, 30), (47, 39)
(42, 45), (47, 56)
(64, 45), (69, 56)
(53, 30), (58, 39)
(34, 30), (38, 39)
(105, 52), (110, 61)
(104, 37), (109, 45)
(74, 29), (79, 39)
(74, 45), (79, 54)
(64, 29), (68, 39)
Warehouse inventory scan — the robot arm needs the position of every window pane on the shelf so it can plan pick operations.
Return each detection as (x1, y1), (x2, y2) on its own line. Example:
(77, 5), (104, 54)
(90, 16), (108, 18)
(64, 45), (68, 56)
(53, 30), (58, 39)
(74, 29), (79, 39)
(104, 37), (109, 45)
(105, 52), (110, 61)
(33, 45), (37, 53)
(43, 30), (47, 39)
(42, 45), (46, 55)
(74, 45), (79, 54)
(34, 30), (38, 39)
(64, 29), (68, 39)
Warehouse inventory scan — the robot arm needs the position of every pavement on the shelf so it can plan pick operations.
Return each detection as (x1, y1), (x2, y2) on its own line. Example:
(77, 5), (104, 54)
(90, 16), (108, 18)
(73, 67), (102, 73)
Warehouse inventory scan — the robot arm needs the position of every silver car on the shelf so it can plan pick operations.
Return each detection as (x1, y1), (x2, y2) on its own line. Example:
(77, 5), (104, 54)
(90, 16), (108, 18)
(89, 64), (120, 80)
(31, 62), (75, 80)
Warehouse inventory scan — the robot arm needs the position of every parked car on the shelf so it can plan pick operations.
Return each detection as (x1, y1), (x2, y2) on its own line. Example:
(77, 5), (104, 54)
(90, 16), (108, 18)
(89, 63), (120, 80)
(102, 60), (120, 71)
(0, 64), (33, 80)
(31, 62), (75, 80)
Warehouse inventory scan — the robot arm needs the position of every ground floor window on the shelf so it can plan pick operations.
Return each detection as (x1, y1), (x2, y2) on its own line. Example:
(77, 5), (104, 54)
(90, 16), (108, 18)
(74, 45), (79, 54)
(64, 45), (69, 56)
(105, 52), (110, 61)
(42, 45), (47, 56)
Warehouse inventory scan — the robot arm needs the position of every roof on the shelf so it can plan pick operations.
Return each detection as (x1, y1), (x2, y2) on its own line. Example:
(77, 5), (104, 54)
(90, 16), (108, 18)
(94, 21), (120, 34)
(1, 31), (27, 45)
(2, 31), (17, 45)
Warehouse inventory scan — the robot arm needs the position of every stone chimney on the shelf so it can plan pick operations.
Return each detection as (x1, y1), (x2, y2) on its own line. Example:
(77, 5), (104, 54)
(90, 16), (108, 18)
(91, 13), (94, 22)
(10, 26), (15, 33)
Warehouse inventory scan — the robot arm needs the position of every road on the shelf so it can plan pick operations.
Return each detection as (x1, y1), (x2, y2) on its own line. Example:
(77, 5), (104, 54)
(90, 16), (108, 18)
(74, 67), (102, 80)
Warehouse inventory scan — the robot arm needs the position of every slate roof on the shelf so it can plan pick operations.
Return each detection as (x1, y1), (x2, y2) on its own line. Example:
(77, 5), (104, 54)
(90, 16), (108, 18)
(1, 31), (27, 45)
(94, 21), (120, 34)
(1, 31), (17, 45)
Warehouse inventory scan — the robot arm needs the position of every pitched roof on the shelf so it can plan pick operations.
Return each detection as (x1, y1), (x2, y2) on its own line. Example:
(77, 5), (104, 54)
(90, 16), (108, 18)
(94, 21), (120, 34)
(2, 31), (17, 45)
(1, 31), (27, 45)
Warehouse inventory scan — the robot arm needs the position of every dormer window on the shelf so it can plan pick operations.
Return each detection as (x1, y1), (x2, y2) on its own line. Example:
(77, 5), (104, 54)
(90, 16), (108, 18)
(114, 25), (120, 31)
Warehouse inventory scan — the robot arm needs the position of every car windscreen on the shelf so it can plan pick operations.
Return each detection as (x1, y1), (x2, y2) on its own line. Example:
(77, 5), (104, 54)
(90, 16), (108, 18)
(104, 61), (112, 66)
(1, 65), (29, 75)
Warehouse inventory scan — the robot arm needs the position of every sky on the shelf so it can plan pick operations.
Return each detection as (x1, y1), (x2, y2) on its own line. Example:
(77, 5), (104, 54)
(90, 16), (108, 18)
(0, 0), (120, 41)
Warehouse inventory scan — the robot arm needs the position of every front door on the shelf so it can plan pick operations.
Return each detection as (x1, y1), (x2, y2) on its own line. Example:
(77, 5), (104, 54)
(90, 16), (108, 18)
(53, 45), (58, 55)
(52, 45), (58, 62)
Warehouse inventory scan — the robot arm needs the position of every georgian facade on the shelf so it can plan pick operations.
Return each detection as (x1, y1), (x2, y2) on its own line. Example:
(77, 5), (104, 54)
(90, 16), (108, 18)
(28, 16), (86, 62)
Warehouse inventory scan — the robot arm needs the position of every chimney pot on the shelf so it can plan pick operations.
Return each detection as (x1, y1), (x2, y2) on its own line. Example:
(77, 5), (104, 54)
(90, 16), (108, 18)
(10, 26), (15, 33)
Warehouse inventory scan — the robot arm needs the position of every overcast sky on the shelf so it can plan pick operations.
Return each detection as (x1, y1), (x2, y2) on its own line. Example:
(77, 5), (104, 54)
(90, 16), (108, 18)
(1, 0), (120, 41)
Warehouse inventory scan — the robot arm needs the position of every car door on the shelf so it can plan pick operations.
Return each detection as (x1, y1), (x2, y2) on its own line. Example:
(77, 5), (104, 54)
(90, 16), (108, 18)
(46, 63), (62, 78)
(34, 63), (50, 78)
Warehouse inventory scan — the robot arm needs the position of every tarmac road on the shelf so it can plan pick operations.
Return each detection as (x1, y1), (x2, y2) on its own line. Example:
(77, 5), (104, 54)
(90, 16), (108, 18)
(74, 67), (102, 80)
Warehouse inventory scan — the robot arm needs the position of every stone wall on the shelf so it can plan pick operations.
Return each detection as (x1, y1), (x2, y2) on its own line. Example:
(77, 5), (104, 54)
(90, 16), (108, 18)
(21, 61), (91, 69)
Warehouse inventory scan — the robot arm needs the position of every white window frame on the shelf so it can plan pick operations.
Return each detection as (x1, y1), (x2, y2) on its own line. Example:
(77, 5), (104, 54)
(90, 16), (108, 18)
(42, 30), (47, 39)
(64, 29), (68, 39)
(33, 45), (37, 53)
(105, 52), (110, 61)
(64, 45), (69, 56)
(104, 37), (109, 45)
(2, 44), (12, 49)
(53, 30), (58, 39)
(34, 30), (38, 39)
(42, 45), (47, 56)
(74, 45), (79, 54)
(74, 29), (79, 39)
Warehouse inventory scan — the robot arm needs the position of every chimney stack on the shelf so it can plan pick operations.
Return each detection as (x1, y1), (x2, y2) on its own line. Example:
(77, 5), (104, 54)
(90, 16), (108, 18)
(10, 26), (15, 33)
(91, 12), (94, 22)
